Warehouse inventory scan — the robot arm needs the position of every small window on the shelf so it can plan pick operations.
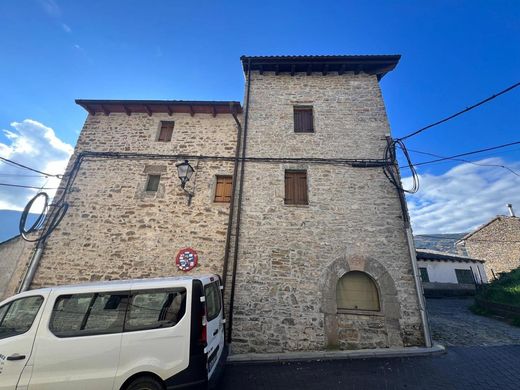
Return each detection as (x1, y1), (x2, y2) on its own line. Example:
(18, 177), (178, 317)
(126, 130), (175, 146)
(205, 282), (222, 321)
(336, 271), (380, 311)
(214, 175), (233, 203)
(285, 170), (308, 205)
(125, 288), (186, 332)
(158, 121), (174, 142)
(455, 269), (474, 284)
(50, 292), (128, 337)
(0, 296), (43, 340)
(146, 175), (161, 192)
(419, 267), (430, 283)
(294, 106), (314, 133)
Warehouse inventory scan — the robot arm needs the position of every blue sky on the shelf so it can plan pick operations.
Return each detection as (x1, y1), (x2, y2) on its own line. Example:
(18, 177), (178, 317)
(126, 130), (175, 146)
(0, 0), (519, 235)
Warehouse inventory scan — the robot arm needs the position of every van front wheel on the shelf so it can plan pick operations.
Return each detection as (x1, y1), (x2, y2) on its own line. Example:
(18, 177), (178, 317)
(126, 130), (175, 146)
(126, 376), (164, 390)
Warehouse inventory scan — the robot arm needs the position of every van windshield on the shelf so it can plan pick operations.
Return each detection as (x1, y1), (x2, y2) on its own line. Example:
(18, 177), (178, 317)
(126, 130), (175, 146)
(0, 296), (43, 340)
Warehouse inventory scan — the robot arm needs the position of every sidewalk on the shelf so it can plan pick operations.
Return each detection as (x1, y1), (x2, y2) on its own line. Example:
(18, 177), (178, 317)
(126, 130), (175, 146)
(227, 344), (445, 364)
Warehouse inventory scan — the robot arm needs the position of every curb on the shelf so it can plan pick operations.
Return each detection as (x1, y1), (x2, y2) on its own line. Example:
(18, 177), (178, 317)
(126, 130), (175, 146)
(227, 344), (446, 364)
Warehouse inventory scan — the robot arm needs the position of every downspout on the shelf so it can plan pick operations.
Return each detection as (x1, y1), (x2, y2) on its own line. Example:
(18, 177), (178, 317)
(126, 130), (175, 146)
(227, 58), (252, 342)
(18, 244), (44, 293)
(386, 135), (432, 348)
(222, 108), (243, 289)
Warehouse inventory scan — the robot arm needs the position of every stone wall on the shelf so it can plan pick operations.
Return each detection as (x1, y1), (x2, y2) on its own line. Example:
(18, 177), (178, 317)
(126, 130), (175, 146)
(230, 71), (425, 353)
(0, 236), (35, 299)
(460, 216), (520, 280)
(26, 112), (239, 289)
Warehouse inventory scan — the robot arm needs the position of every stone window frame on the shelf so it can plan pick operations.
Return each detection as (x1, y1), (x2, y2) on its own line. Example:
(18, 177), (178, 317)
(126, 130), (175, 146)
(136, 164), (167, 200)
(281, 164), (310, 208)
(320, 254), (404, 348)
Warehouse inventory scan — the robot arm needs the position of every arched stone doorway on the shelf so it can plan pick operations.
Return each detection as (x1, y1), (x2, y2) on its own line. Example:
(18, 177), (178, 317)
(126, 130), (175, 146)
(320, 254), (403, 349)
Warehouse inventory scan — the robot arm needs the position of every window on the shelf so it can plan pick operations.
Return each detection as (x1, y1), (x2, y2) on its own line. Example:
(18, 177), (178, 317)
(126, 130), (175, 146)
(419, 267), (430, 283)
(293, 106), (314, 133)
(146, 175), (161, 192)
(158, 121), (174, 142)
(214, 175), (233, 203)
(284, 170), (308, 205)
(0, 296), (43, 340)
(125, 288), (186, 332)
(336, 271), (380, 311)
(455, 269), (474, 284)
(50, 292), (128, 337)
(205, 282), (221, 321)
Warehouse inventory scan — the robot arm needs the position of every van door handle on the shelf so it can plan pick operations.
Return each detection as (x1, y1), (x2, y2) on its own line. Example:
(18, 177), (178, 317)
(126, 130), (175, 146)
(213, 329), (218, 336)
(7, 354), (26, 361)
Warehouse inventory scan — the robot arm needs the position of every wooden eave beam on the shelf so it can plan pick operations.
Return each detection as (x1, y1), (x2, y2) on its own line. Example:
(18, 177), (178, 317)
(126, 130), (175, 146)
(275, 64), (280, 75)
(166, 105), (173, 116)
(338, 64), (346, 75)
(306, 64), (312, 76)
(259, 64), (264, 75)
(322, 64), (329, 76)
(212, 106), (217, 117)
(85, 105), (95, 116)
(290, 65), (295, 76)
(189, 105), (195, 117)
(354, 65), (362, 75)
(123, 104), (131, 116)
(101, 104), (110, 116)
(144, 105), (152, 116)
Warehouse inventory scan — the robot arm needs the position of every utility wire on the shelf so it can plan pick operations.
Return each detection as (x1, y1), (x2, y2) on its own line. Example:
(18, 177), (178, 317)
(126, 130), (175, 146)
(399, 140), (520, 170)
(403, 146), (520, 177)
(0, 182), (61, 190)
(0, 156), (63, 178)
(398, 81), (520, 141)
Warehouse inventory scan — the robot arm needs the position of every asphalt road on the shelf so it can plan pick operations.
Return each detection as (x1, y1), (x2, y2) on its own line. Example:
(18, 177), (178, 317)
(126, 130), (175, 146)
(219, 345), (520, 389)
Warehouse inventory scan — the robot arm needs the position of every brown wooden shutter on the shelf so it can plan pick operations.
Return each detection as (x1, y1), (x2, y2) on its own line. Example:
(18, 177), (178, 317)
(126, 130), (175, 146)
(285, 171), (308, 205)
(158, 122), (174, 142)
(214, 175), (233, 203)
(293, 107), (313, 133)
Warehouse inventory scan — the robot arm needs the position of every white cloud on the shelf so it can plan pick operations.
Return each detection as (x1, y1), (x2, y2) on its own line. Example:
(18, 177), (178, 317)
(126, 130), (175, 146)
(403, 158), (520, 234)
(0, 119), (73, 211)
(39, 0), (61, 17)
(62, 23), (71, 33)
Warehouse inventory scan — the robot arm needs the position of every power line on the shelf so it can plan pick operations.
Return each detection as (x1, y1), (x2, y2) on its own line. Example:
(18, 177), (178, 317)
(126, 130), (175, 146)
(0, 156), (63, 178)
(404, 147), (520, 177)
(399, 140), (520, 170)
(0, 182), (61, 190)
(398, 81), (520, 141)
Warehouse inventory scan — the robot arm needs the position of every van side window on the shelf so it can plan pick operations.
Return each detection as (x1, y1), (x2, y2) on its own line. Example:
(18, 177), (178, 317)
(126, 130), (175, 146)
(205, 282), (221, 322)
(50, 292), (128, 337)
(125, 288), (186, 332)
(0, 296), (43, 340)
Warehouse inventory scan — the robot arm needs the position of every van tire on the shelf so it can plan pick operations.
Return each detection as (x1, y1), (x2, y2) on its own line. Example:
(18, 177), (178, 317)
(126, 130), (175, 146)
(126, 376), (164, 390)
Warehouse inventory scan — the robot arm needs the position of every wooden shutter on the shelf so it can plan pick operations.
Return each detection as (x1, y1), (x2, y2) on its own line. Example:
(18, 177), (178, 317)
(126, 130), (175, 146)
(214, 175), (233, 203)
(293, 107), (313, 133)
(158, 122), (174, 142)
(285, 171), (308, 205)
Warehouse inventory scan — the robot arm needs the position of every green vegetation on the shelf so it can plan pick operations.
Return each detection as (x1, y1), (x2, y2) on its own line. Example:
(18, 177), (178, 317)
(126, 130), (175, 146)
(472, 268), (520, 327)
(480, 268), (520, 307)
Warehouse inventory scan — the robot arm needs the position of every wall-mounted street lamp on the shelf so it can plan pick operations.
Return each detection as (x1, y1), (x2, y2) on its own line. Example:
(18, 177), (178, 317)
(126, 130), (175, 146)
(176, 159), (195, 205)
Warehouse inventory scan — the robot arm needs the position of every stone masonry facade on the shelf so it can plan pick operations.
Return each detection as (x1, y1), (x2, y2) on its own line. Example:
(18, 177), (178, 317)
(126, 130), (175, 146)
(230, 71), (424, 352)
(458, 216), (520, 280)
(11, 55), (427, 353)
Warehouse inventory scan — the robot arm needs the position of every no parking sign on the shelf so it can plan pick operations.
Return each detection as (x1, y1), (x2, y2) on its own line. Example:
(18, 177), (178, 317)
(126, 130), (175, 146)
(176, 248), (198, 272)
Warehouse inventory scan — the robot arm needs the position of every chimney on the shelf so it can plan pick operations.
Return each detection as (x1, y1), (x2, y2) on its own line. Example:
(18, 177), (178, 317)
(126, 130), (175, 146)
(507, 203), (515, 217)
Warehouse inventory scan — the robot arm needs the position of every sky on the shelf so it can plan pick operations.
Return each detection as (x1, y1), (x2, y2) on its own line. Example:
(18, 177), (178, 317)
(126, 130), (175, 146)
(0, 0), (519, 235)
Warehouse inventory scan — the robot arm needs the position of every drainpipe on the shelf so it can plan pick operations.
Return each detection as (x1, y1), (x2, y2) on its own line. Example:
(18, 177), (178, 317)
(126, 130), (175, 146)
(18, 244), (44, 293)
(227, 58), (252, 342)
(222, 108), (243, 289)
(386, 135), (432, 348)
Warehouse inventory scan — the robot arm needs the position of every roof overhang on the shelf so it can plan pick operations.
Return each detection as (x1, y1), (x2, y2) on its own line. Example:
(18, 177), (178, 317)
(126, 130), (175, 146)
(416, 249), (485, 263)
(75, 99), (243, 117)
(241, 54), (401, 80)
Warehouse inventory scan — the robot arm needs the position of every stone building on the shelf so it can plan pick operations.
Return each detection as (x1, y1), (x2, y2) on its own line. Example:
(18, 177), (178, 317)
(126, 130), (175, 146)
(9, 55), (429, 353)
(457, 205), (520, 280)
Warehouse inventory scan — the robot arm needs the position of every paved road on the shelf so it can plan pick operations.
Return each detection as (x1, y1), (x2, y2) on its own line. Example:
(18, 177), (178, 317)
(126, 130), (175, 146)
(426, 297), (520, 346)
(219, 345), (520, 389)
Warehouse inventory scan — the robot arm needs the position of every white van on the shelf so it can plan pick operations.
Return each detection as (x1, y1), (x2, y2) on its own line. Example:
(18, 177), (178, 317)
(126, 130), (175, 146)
(0, 275), (226, 390)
